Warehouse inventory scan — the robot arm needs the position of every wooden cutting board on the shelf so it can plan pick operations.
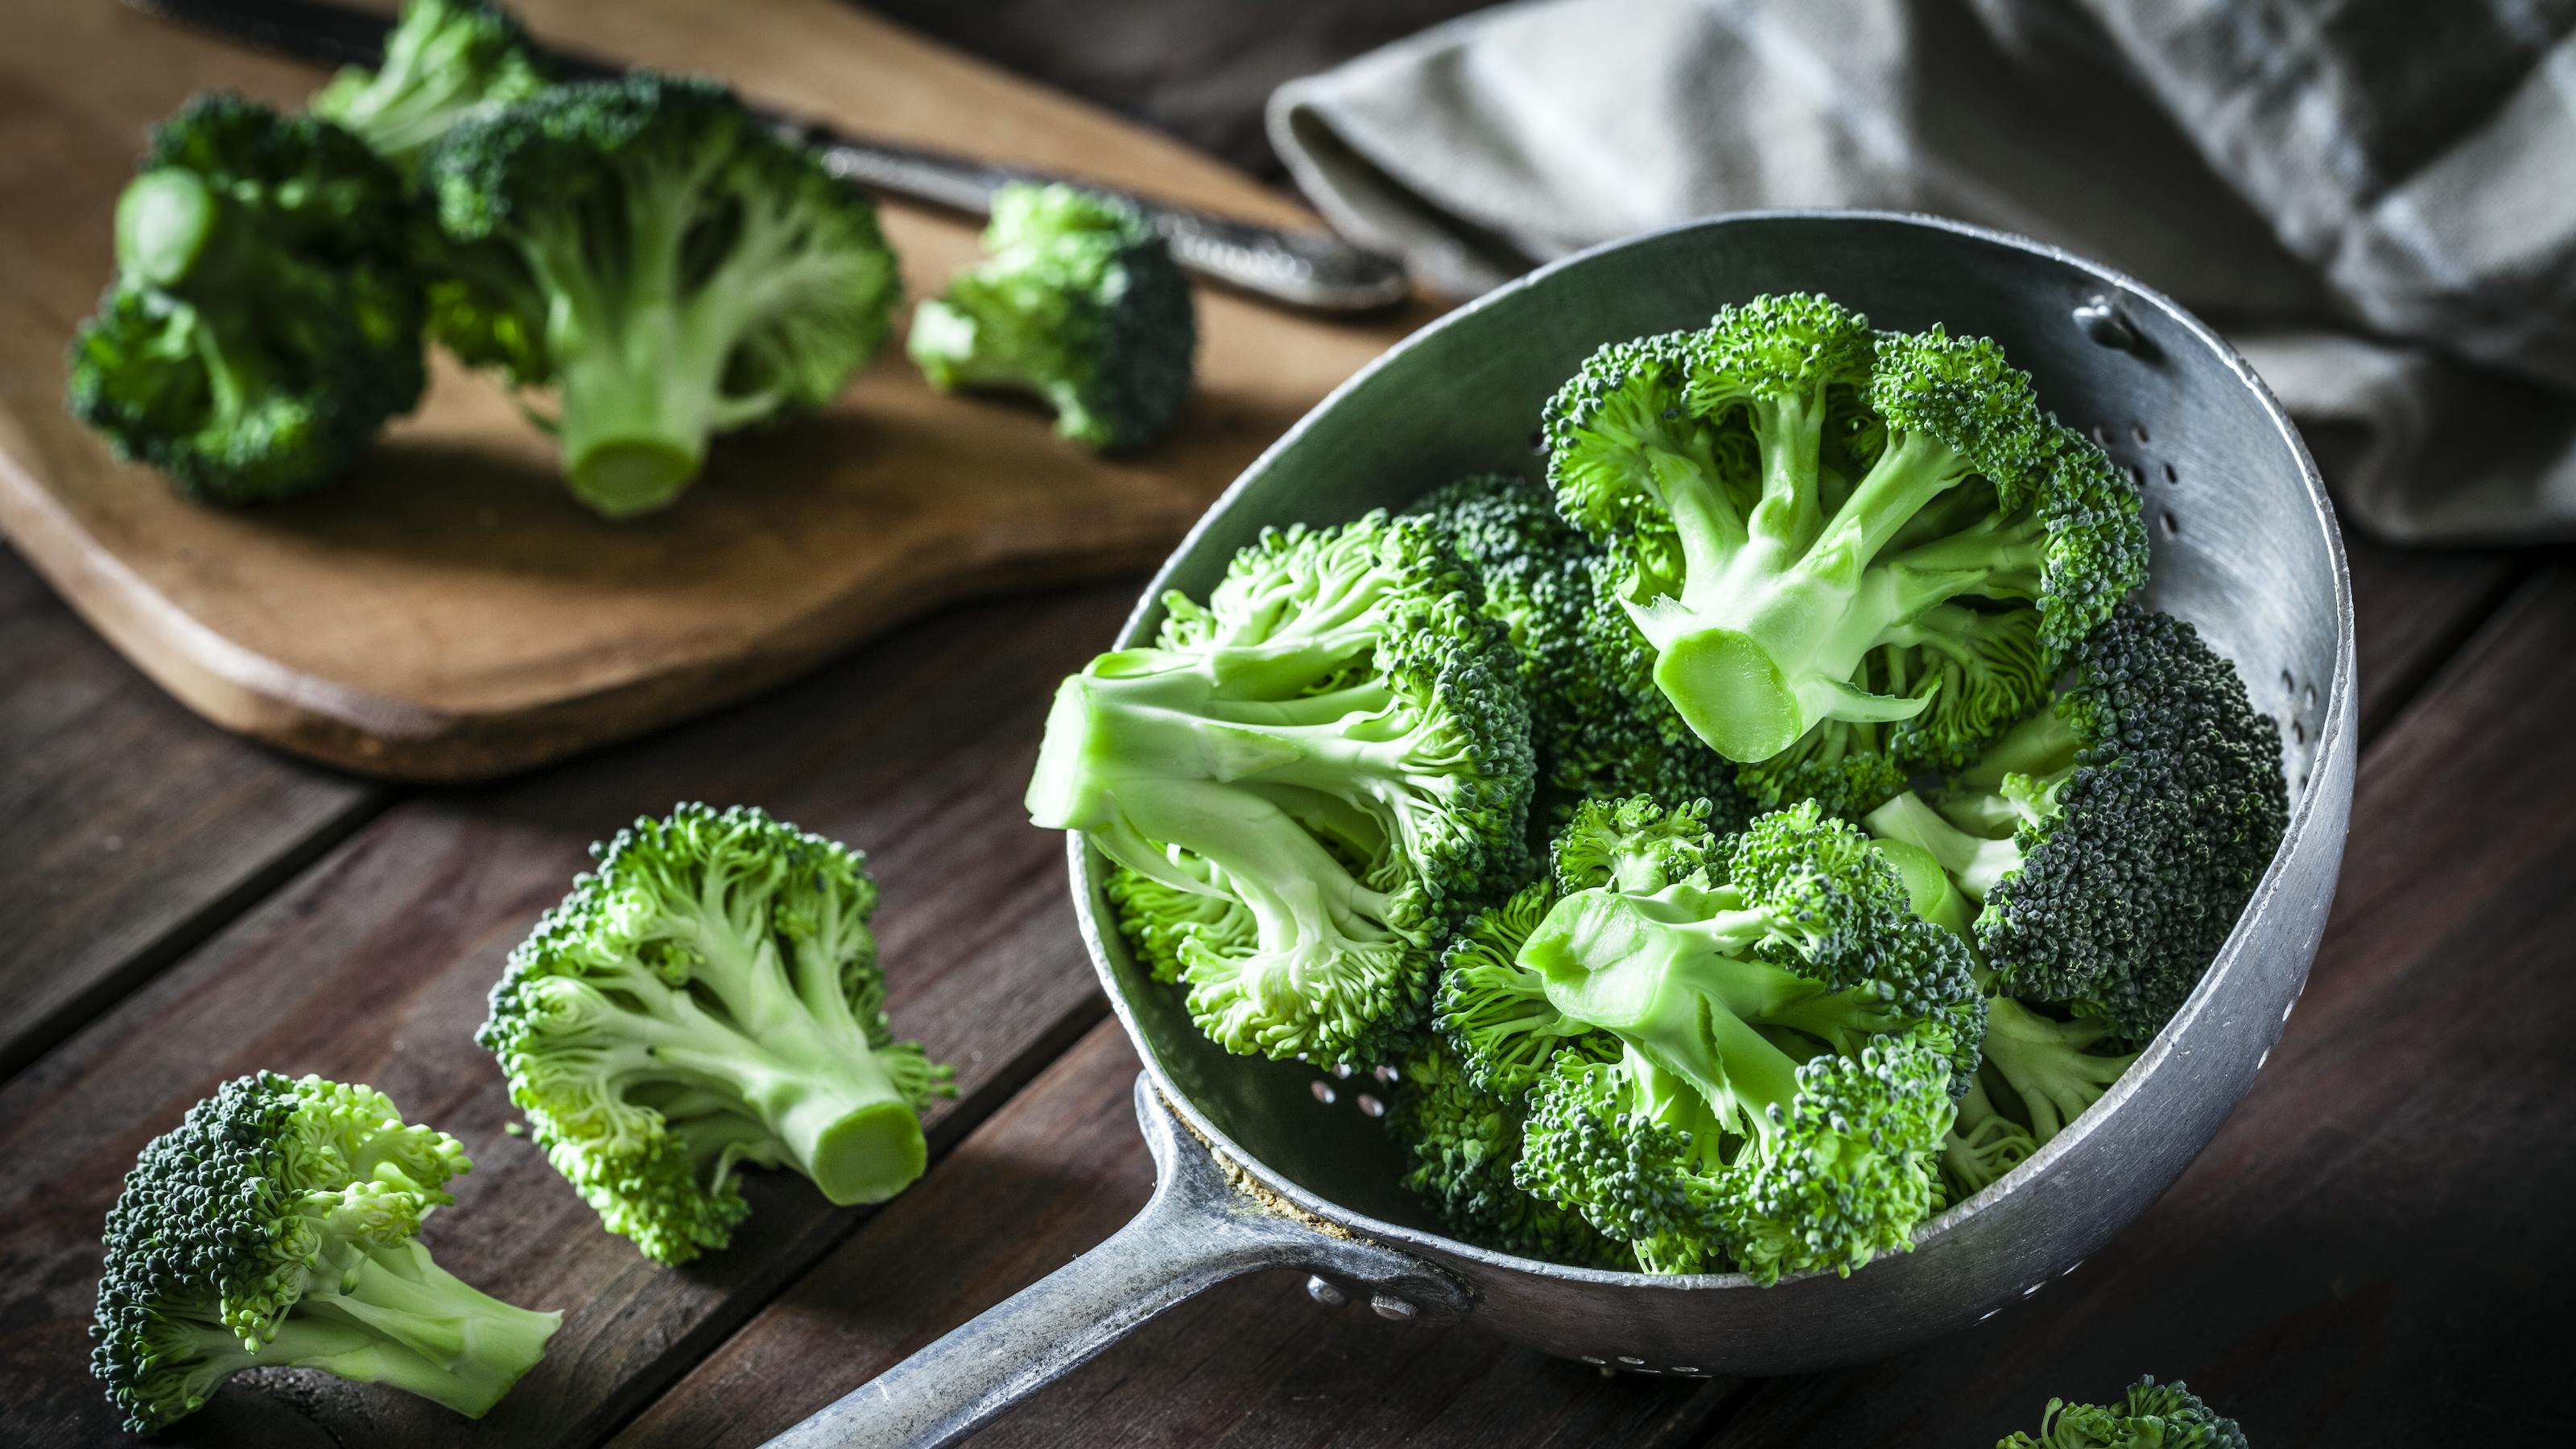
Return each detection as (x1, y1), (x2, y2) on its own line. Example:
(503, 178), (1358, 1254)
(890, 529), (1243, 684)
(0, 0), (1426, 780)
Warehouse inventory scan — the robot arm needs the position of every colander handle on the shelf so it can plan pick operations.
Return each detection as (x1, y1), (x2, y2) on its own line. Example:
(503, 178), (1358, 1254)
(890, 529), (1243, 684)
(762, 1073), (1465, 1449)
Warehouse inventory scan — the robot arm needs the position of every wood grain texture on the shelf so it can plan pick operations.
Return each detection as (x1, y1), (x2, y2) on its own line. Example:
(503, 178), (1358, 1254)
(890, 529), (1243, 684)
(0, 579), (1136, 1447)
(613, 1020), (1744, 1449)
(0, 543), (379, 1080)
(1690, 569), (2576, 1447)
(0, 0), (1418, 782)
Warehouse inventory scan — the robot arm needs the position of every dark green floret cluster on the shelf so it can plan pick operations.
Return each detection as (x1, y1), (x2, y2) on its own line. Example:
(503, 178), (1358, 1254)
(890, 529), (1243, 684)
(2000, 1375), (2250, 1448)
(421, 71), (902, 516)
(67, 93), (427, 503)
(91, 1072), (559, 1432)
(1027, 292), (2284, 1286)
(478, 803), (954, 1263)
(910, 182), (1197, 455)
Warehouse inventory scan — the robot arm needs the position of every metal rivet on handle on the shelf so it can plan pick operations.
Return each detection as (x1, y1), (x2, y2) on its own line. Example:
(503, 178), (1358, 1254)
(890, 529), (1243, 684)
(1370, 1293), (1418, 1321)
(1305, 1275), (1347, 1307)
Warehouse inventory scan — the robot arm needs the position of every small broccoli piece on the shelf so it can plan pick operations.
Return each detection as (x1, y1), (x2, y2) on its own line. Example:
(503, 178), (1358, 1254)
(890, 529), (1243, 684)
(1864, 604), (2289, 1043)
(310, 0), (547, 167)
(1405, 474), (1748, 832)
(90, 1072), (559, 1432)
(1546, 295), (2146, 815)
(1386, 1039), (1624, 1266)
(478, 804), (954, 1264)
(67, 94), (426, 503)
(2000, 1375), (2250, 1449)
(1443, 797), (1980, 1279)
(1030, 511), (1534, 1067)
(420, 72), (902, 517)
(909, 182), (1195, 454)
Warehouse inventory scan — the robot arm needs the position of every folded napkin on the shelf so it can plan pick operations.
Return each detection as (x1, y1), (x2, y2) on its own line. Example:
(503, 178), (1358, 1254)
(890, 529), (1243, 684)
(1269, 0), (2576, 543)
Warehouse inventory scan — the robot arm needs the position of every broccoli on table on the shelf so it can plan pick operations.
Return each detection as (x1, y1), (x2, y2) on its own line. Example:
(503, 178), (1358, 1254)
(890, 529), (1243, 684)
(1545, 295), (2146, 818)
(311, 0), (547, 168)
(1030, 510), (1534, 1067)
(1406, 473), (1748, 835)
(1439, 796), (1981, 1280)
(67, 94), (427, 503)
(420, 72), (903, 517)
(1865, 604), (2289, 1044)
(91, 1072), (559, 1433)
(909, 182), (1195, 454)
(2000, 1375), (2250, 1448)
(479, 804), (953, 1265)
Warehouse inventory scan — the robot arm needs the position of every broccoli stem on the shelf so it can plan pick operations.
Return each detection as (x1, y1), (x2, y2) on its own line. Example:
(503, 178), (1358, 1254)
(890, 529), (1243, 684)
(1865, 791), (2022, 902)
(1980, 997), (2132, 1141)
(288, 1242), (559, 1418)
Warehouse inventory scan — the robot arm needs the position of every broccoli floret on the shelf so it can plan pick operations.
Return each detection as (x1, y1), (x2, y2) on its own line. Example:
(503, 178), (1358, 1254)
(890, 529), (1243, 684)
(66, 94), (427, 503)
(1546, 295), (2146, 815)
(1405, 474), (1748, 833)
(1030, 511), (1534, 1066)
(310, 0), (547, 167)
(909, 182), (1195, 454)
(1386, 1039), (1624, 1266)
(419, 72), (902, 516)
(90, 1072), (559, 1432)
(1864, 604), (2289, 1043)
(1439, 797), (1980, 1279)
(477, 804), (954, 1264)
(2000, 1375), (2250, 1448)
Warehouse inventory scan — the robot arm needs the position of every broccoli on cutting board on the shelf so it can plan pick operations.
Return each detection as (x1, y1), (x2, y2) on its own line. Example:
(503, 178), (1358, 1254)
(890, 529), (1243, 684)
(910, 181), (1197, 455)
(67, 94), (427, 504)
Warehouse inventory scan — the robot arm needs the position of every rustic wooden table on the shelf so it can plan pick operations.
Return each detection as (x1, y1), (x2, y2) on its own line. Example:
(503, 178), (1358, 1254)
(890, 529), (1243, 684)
(5, 9), (2570, 1447)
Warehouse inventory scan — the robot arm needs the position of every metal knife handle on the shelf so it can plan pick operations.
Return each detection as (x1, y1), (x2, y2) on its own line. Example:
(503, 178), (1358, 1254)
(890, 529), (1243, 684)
(801, 130), (1411, 312)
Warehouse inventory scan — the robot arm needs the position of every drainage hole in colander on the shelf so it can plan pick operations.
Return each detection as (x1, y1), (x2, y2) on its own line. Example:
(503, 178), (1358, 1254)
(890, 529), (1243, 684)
(2132, 423), (2150, 444)
(2163, 461), (2178, 485)
(2292, 719), (2306, 745)
(2159, 509), (2179, 539)
(1373, 1063), (1401, 1085)
(1310, 1080), (1335, 1105)
(1356, 1092), (1386, 1118)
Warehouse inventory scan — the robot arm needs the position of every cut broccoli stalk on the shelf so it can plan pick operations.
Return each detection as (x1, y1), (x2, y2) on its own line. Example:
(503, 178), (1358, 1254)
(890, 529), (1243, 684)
(91, 1074), (559, 1432)
(480, 805), (952, 1263)
(1028, 512), (1533, 1066)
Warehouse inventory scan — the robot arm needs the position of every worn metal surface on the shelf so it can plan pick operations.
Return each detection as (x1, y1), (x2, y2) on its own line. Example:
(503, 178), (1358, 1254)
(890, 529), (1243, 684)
(766, 210), (2358, 1446)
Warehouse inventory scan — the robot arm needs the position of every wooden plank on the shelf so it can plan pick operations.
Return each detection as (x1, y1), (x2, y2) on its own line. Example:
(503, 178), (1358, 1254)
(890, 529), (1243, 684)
(0, 579), (1134, 1447)
(0, 0), (1420, 782)
(1694, 569), (2576, 1447)
(612, 1019), (1743, 1449)
(0, 543), (378, 1080)
(2340, 530), (2521, 740)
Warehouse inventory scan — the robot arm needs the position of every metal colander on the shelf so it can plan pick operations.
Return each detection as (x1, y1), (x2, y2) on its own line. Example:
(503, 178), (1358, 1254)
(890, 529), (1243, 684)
(770, 211), (2356, 1449)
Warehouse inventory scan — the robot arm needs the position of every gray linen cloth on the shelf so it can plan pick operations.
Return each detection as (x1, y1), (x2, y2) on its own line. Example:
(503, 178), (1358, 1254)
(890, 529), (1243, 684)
(1269, 0), (2576, 543)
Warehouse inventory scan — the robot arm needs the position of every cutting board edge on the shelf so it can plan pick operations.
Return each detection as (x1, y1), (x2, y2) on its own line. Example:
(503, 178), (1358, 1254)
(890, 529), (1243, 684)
(0, 455), (1181, 782)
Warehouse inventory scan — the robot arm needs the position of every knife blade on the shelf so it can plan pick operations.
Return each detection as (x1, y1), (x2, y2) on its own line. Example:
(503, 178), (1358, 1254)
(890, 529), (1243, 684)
(120, 0), (1412, 312)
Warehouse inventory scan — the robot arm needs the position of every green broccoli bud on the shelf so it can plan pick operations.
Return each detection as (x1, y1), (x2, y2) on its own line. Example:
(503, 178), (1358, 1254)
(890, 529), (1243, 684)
(67, 94), (427, 503)
(90, 1072), (559, 1432)
(419, 72), (902, 516)
(1999, 1375), (2250, 1448)
(310, 0), (547, 167)
(1386, 1039), (1625, 1266)
(1546, 295), (2146, 812)
(477, 804), (953, 1264)
(1030, 511), (1534, 1066)
(910, 182), (1195, 454)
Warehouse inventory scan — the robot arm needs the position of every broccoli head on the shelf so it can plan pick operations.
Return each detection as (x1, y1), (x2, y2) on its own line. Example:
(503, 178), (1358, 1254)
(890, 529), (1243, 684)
(420, 72), (902, 516)
(1439, 797), (1980, 1279)
(1864, 604), (2289, 1043)
(1386, 1039), (1625, 1266)
(310, 0), (547, 167)
(478, 804), (954, 1264)
(67, 94), (427, 503)
(1405, 473), (1748, 834)
(1030, 511), (1534, 1067)
(90, 1072), (559, 1432)
(910, 182), (1195, 454)
(1546, 295), (2146, 816)
(2000, 1375), (2250, 1449)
